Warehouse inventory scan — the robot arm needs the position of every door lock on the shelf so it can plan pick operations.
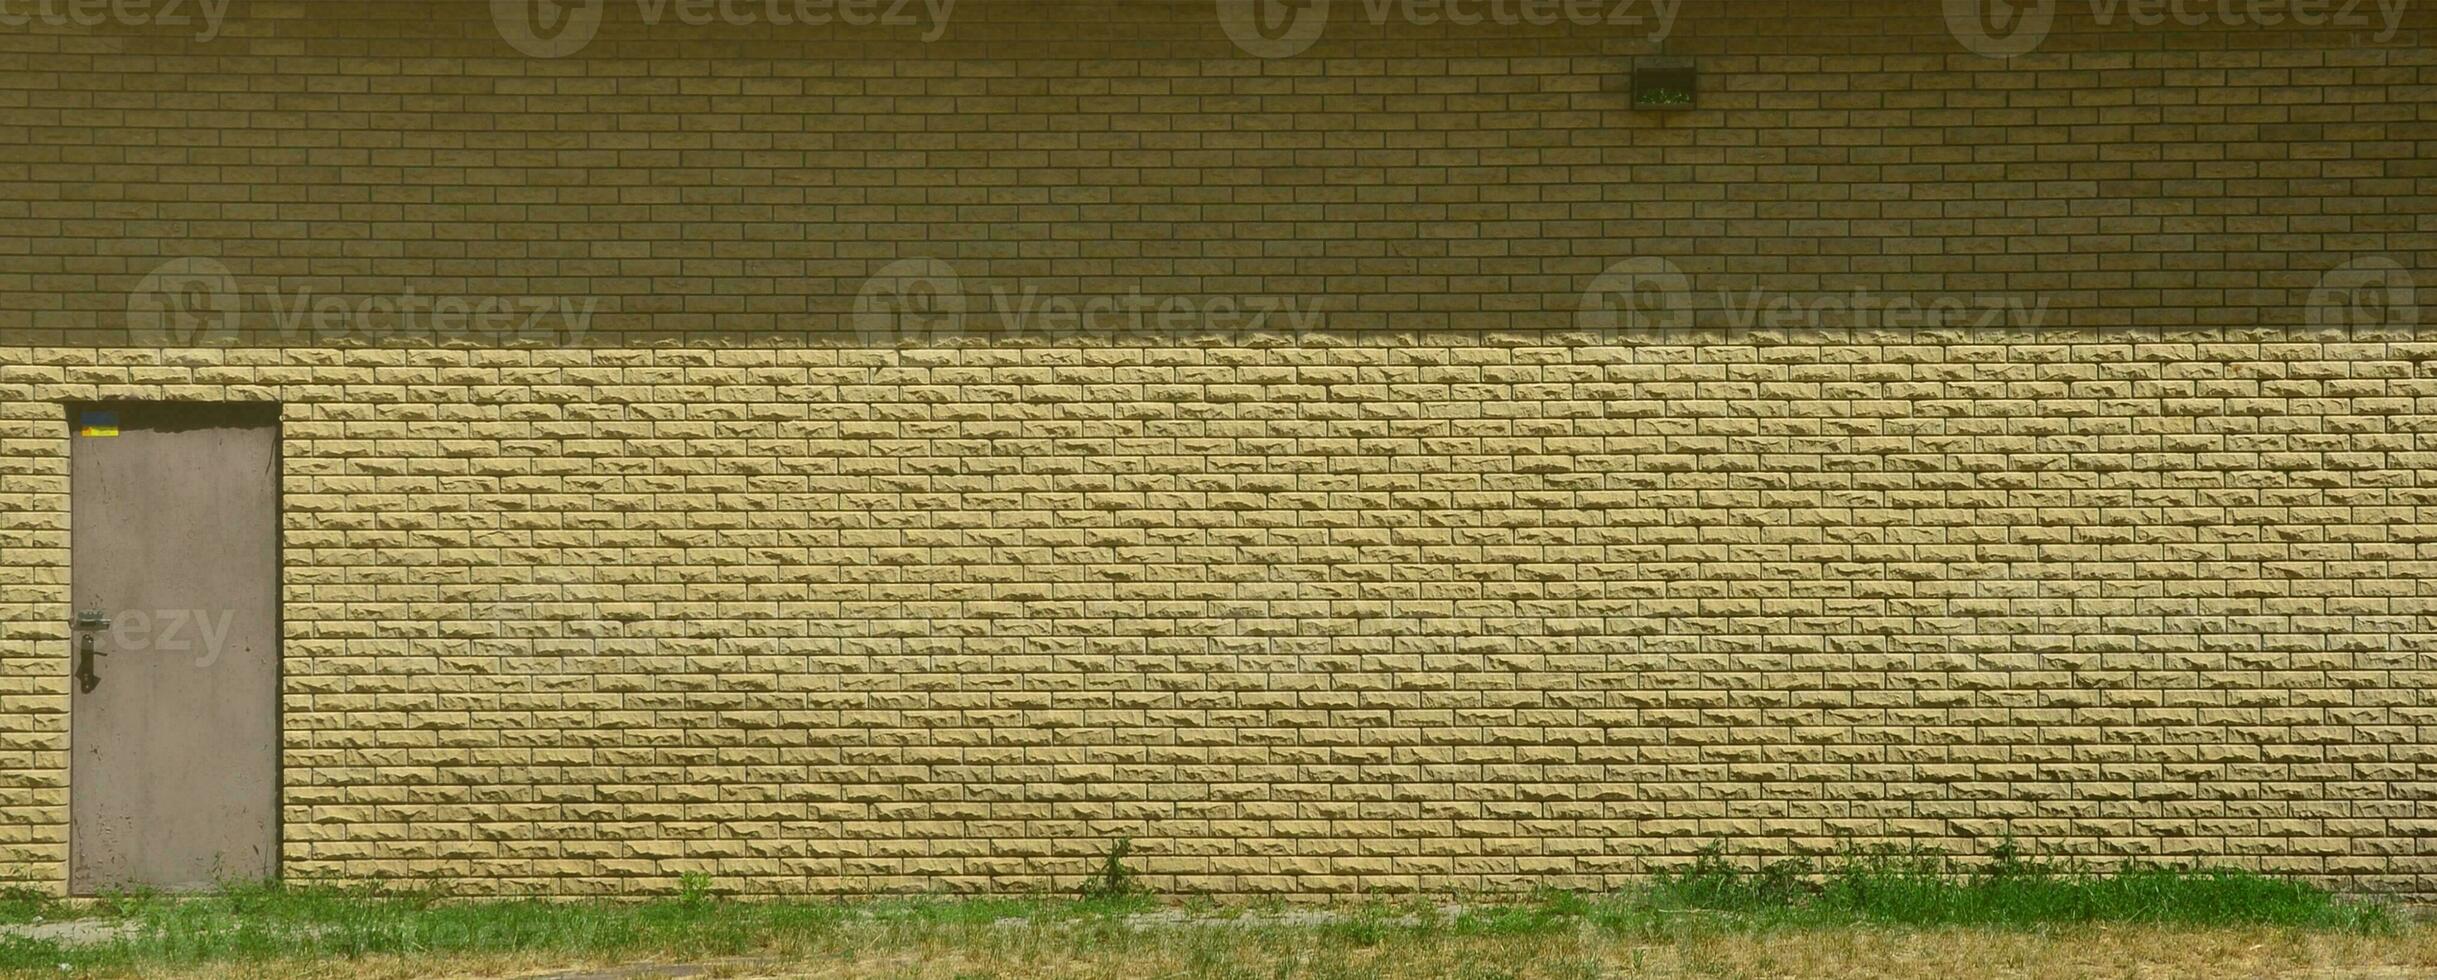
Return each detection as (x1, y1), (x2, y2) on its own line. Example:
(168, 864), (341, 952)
(75, 633), (105, 693)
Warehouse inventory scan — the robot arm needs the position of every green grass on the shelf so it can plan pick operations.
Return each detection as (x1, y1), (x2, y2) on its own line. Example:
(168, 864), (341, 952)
(0, 891), (55, 927)
(1626, 841), (2391, 931)
(0, 845), (2391, 976)
(0, 883), (1163, 973)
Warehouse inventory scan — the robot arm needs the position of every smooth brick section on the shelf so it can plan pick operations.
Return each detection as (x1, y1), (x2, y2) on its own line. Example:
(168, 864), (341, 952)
(0, 1), (2434, 895)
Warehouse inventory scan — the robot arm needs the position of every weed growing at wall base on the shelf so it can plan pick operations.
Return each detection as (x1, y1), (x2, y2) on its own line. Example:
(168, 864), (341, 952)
(1641, 842), (2391, 930)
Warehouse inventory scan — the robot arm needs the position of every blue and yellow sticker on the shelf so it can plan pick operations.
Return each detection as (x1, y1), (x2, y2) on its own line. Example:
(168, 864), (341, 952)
(77, 411), (118, 437)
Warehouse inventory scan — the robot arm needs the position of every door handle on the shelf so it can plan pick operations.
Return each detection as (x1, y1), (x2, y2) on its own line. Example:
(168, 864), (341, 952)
(76, 633), (105, 693)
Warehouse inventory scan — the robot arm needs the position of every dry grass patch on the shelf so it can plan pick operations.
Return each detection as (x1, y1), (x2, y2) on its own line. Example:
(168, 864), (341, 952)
(82, 923), (2437, 980)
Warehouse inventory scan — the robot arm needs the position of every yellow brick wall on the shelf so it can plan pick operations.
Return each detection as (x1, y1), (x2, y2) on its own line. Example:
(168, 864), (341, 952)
(2, 0), (2435, 895)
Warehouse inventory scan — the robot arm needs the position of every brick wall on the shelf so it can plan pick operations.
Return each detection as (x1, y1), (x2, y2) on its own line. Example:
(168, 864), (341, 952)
(2, 0), (2434, 895)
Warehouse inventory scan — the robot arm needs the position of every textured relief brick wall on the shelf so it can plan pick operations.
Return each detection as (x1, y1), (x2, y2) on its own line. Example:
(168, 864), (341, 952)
(1, 0), (2434, 895)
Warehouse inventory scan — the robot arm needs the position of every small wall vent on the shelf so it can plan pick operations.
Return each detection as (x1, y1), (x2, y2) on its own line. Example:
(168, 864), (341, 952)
(1632, 57), (1697, 110)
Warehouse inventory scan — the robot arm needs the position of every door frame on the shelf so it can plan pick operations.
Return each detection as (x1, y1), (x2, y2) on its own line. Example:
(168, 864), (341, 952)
(64, 400), (284, 893)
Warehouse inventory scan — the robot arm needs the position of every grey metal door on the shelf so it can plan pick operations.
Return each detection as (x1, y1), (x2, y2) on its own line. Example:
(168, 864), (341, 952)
(69, 403), (280, 893)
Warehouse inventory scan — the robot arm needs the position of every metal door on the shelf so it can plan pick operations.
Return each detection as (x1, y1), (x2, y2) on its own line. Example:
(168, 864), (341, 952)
(68, 402), (279, 893)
